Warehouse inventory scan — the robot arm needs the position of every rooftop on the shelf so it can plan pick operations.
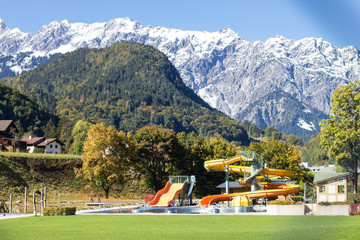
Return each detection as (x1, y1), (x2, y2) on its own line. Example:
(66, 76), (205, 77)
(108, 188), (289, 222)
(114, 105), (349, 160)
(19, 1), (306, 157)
(0, 120), (13, 131)
(313, 172), (348, 184)
(37, 138), (57, 147)
(21, 137), (45, 145)
(216, 181), (246, 189)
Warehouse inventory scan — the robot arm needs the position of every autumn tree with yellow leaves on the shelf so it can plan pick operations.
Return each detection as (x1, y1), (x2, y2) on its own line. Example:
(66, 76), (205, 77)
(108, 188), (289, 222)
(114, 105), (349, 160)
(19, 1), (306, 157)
(76, 123), (134, 198)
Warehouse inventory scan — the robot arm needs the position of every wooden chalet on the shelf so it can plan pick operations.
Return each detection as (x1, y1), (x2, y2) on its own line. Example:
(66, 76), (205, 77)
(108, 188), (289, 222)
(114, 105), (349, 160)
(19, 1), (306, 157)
(0, 120), (27, 153)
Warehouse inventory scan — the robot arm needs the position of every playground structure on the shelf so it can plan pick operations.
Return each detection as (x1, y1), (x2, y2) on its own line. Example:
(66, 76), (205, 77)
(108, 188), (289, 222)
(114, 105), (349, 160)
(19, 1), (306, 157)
(200, 151), (300, 207)
(149, 176), (195, 207)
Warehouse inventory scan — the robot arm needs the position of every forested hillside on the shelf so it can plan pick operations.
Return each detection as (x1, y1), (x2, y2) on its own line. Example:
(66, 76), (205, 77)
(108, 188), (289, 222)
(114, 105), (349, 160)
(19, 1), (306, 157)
(2, 42), (249, 144)
(0, 82), (56, 135)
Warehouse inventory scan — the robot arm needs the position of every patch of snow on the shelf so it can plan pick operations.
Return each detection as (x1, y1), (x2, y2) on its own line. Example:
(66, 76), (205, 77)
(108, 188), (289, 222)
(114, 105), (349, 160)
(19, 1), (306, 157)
(297, 118), (315, 131)
(9, 65), (23, 75)
(303, 108), (311, 113)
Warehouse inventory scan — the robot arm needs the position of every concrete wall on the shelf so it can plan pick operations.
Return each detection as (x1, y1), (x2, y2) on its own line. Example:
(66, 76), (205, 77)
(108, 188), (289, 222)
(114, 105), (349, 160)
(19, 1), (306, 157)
(267, 205), (304, 215)
(315, 205), (349, 216)
(267, 204), (350, 215)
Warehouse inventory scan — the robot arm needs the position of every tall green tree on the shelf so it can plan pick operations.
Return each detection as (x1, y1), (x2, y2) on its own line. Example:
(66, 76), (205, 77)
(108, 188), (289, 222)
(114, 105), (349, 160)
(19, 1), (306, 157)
(44, 119), (58, 138)
(133, 126), (183, 192)
(320, 81), (360, 193)
(57, 117), (73, 152)
(76, 123), (134, 198)
(206, 135), (238, 159)
(69, 120), (92, 155)
(176, 132), (220, 196)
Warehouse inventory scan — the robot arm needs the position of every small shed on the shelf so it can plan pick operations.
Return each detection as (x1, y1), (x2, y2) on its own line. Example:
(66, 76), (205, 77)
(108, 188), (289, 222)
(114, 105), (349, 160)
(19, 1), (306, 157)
(216, 181), (249, 194)
(314, 172), (349, 203)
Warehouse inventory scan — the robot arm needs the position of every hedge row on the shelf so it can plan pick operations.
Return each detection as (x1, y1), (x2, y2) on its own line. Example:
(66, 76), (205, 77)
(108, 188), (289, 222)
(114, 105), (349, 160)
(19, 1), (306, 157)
(318, 201), (349, 206)
(267, 200), (303, 205)
(43, 207), (76, 216)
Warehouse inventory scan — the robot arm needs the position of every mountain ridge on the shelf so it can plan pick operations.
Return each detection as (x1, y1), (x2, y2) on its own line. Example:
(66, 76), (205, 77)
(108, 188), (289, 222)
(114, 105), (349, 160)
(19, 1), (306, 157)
(1, 18), (360, 140)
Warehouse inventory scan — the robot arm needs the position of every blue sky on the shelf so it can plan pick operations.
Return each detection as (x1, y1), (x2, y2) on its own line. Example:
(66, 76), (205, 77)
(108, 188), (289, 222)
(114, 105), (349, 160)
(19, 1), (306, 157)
(1, 0), (359, 49)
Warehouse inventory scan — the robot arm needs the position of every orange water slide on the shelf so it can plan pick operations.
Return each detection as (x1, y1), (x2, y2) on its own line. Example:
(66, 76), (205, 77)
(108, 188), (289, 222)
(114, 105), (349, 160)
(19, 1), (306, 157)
(149, 181), (187, 207)
(200, 183), (299, 206)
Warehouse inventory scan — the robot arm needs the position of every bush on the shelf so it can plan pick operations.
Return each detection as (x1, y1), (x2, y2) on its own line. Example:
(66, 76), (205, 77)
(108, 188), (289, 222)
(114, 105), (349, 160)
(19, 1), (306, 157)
(43, 207), (76, 216)
(291, 196), (304, 202)
(348, 193), (359, 203)
(318, 201), (348, 206)
(267, 200), (296, 205)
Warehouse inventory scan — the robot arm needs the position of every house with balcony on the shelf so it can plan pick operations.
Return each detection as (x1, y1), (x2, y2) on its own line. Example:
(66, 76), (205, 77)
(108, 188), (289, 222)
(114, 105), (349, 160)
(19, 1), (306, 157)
(0, 120), (27, 152)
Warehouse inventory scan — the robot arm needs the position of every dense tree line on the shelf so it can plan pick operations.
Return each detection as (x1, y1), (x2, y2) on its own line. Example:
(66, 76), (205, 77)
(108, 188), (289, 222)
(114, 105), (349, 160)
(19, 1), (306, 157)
(242, 121), (303, 146)
(77, 124), (309, 198)
(300, 133), (331, 166)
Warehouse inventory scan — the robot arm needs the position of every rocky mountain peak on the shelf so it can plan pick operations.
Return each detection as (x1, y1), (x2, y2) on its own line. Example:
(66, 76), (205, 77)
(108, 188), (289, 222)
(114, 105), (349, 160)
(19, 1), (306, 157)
(0, 18), (360, 140)
(0, 18), (6, 30)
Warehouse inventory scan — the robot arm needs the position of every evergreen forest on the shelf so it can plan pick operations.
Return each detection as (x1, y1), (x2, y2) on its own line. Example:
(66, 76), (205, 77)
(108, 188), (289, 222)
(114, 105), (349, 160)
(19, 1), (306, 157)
(2, 42), (249, 144)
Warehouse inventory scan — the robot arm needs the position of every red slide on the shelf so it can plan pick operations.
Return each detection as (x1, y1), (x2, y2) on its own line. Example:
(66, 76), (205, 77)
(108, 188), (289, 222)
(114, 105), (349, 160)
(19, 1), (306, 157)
(149, 180), (186, 207)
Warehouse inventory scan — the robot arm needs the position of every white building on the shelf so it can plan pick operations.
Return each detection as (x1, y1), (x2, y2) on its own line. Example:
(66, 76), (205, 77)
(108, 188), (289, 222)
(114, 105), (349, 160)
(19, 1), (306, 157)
(21, 136), (62, 154)
(36, 138), (62, 154)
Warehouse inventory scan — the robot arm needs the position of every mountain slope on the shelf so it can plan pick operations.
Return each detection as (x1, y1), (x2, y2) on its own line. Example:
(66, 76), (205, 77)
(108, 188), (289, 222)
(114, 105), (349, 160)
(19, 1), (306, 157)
(2, 42), (249, 144)
(0, 82), (55, 135)
(1, 18), (360, 139)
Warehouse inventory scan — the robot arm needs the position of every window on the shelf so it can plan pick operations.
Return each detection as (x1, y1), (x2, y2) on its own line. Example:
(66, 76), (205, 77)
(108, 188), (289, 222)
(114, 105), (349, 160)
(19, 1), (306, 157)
(338, 185), (345, 193)
(50, 144), (53, 148)
(338, 178), (344, 183)
(319, 185), (325, 193)
(55, 144), (58, 149)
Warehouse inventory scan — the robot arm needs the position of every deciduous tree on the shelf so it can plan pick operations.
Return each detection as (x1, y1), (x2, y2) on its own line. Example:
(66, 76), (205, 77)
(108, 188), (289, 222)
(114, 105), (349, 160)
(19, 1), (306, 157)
(320, 81), (360, 193)
(246, 140), (308, 182)
(133, 126), (183, 192)
(76, 123), (134, 198)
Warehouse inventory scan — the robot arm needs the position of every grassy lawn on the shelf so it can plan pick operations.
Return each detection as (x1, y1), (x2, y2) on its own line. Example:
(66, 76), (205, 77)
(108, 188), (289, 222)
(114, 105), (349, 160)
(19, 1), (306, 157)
(1, 215), (359, 240)
(0, 152), (80, 159)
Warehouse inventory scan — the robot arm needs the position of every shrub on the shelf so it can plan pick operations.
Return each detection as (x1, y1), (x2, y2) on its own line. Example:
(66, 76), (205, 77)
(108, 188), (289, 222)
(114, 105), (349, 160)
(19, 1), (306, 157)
(291, 196), (304, 202)
(348, 193), (359, 203)
(43, 207), (76, 216)
(318, 201), (348, 206)
(267, 200), (296, 205)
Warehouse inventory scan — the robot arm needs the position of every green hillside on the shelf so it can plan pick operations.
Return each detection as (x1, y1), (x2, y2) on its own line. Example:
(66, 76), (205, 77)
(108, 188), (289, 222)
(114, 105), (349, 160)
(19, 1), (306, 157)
(2, 42), (249, 144)
(0, 154), (82, 198)
(0, 82), (56, 135)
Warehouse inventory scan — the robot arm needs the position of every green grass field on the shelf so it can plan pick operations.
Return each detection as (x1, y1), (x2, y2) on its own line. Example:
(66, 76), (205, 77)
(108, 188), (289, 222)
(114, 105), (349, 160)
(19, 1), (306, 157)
(1, 215), (360, 240)
(0, 152), (80, 159)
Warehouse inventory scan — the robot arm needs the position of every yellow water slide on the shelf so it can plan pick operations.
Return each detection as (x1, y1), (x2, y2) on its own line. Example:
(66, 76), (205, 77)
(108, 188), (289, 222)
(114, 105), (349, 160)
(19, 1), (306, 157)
(200, 155), (300, 206)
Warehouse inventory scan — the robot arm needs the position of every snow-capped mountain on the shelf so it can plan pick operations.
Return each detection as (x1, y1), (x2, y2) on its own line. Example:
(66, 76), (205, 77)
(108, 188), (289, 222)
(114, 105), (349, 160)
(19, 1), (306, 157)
(1, 18), (359, 140)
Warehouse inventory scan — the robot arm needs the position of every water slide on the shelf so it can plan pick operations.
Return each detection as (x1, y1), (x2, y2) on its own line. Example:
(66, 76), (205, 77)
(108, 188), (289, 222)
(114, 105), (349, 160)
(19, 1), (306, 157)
(200, 155), (300, 206)
(149, 180), (187, 207)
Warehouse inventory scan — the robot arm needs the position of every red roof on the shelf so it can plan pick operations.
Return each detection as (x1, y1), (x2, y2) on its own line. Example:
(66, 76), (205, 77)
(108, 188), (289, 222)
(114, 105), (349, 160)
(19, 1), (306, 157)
(21, 137), (45, 145)
(36, 138), (58, 147)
